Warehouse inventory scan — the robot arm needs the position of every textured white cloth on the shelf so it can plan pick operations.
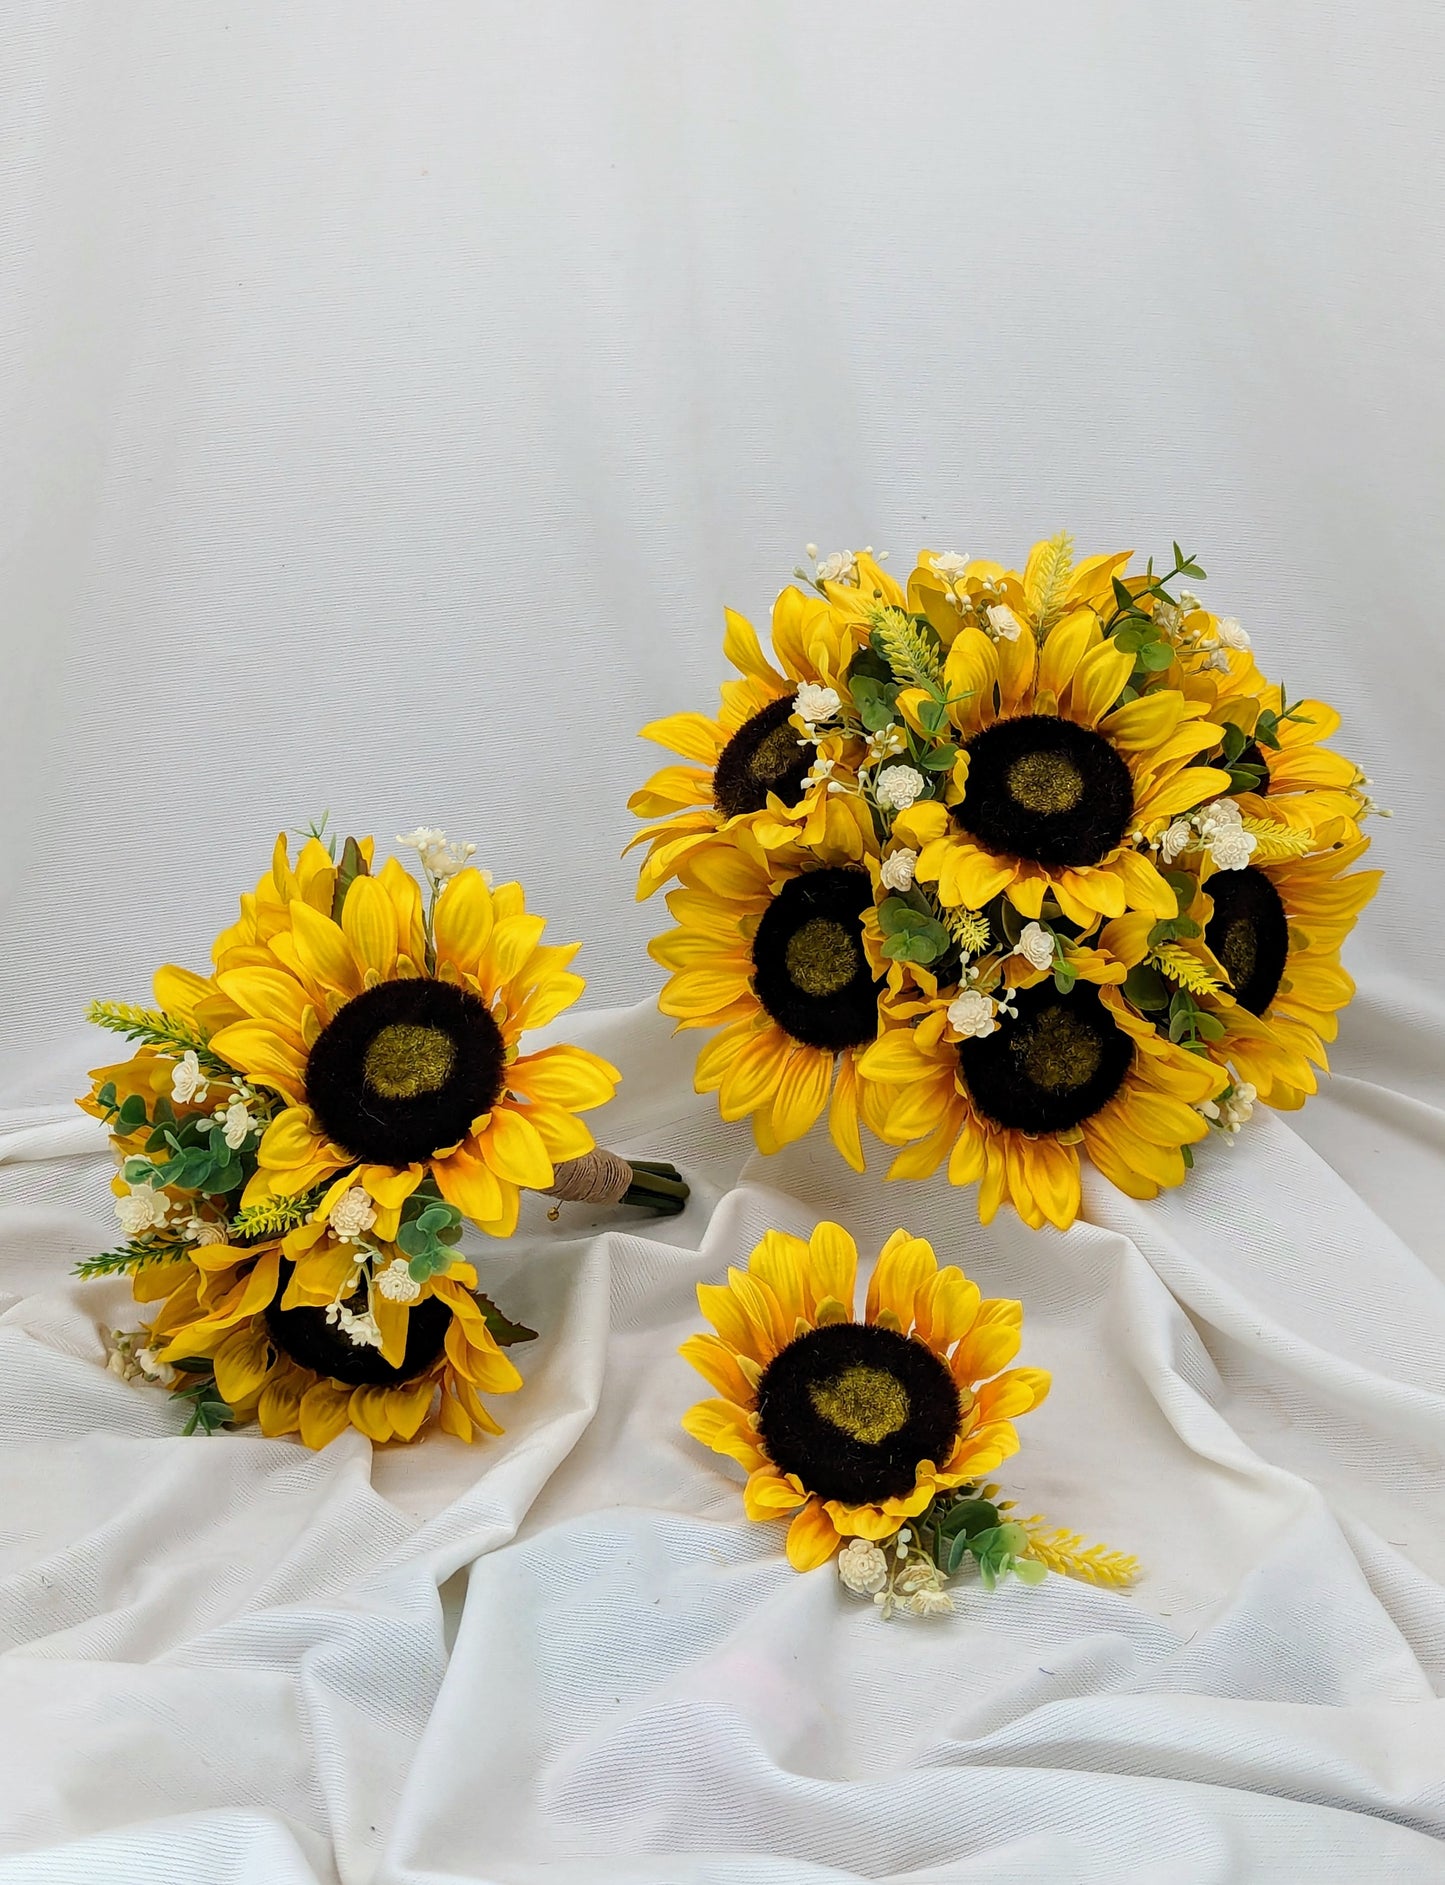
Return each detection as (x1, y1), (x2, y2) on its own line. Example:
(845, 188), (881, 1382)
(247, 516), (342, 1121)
(3, 2), (1445, 1879)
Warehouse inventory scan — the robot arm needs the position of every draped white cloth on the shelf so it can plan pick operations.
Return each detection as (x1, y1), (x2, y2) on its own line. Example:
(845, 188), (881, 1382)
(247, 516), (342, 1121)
(3, 2), (1445, 1879)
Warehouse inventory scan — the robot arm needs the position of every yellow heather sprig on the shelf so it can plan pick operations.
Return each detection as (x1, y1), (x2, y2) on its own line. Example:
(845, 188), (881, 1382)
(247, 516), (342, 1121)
(1241, 816), (1314, 861)
(1028, 530), (1075, 638)
(1147, 944), (1224, 997)
(85, 1000), (230, 1073)
(870, 606), (943, 692)
(947, 908), (993, 958)
(1022, 1521), (1139, 1588)
(229, 1196), (318, 1240)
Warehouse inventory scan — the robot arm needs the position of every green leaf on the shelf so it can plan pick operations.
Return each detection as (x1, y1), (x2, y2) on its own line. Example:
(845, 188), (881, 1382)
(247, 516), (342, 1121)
(476, 1293), (539, 1347)
(1219, 722), (1246, 763)
(849, 674), (899, 734)
(330, 835), (370, 922)
(1180, 1143), (1195, 1170)
(1014, 1556), (1048, 1586)
(1136, 639), (1175, 672)
(169, 1356), (215, 1373)
(938, 1497), (1001, 1539)
(117, 1093), (149, 1132)
(945, 1531), (973, 1576)
(1113, 624), (1147, 654)
(1193, 1010), (1227, 1042)
(998, 900), (1023, 948)
(1053, 964), (1077, 994)
(921, 744), (958, 772)
(1229, 766), (1265, 793)
(96, 1082), (118, 1112)
(1123, 963), (1170, 1011)
(122, 1157), (157, 1186)
(1111, 576), (1134, 614)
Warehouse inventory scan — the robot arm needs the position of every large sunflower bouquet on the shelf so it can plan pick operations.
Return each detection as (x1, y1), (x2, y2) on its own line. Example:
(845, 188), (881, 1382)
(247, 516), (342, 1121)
(81, 822), (685, 1448)
(682, 1222), (1136, 1617)
(635, 539), (1382, 1230)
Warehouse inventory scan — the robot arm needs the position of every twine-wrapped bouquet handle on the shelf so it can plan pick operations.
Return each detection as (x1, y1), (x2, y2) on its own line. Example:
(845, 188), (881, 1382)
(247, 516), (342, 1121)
(543, 1151), (688, 1215)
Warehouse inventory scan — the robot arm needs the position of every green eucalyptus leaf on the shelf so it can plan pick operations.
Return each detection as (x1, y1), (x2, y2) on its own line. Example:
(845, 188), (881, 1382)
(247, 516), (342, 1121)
(1136, 639), (1175, 672)
(476, 1293), (539, 1346)
(1123, 963), (1170, 1011)
(1014, 1556), (1048, 1586)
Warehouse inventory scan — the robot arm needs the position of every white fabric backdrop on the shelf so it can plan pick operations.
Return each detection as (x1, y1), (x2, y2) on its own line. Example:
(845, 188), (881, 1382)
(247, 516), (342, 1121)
(2, 3), (1444, 1879)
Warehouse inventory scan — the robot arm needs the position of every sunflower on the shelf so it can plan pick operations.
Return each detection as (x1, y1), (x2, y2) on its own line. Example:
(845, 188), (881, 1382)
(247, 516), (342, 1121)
(681, 1221), (1050, 1569)
(195, 841), (620, 1237)
(649, 835), (897, 1169)
(859, 941), (1227, 1230)
(138, 1230), (522, 1446)
(627, 567), (893, 897)
(1106, 838), (1381, 1112)
(1195, 658), (1367, 843)
(894, 583), (1232, 927)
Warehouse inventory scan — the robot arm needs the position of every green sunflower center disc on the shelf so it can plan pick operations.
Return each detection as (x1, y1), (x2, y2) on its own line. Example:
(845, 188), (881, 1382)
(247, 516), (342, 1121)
(809, 1362), (911, 1444)
(784, 916), (862, 999)
(1007, 749), (1085, 814)
(362, 1022), (457, 1099)
(756, 1320), (961, 1506)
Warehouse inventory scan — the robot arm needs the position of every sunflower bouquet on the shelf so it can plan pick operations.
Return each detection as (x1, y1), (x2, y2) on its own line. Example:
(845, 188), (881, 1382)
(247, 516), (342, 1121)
(681, 1222), (1135, 1616)
(80, 822), (686, 1448)
(634, 539), (1383, 1230)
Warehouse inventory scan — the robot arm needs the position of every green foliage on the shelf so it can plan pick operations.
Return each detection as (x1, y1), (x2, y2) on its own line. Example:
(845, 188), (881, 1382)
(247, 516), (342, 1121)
(921, 1493), (1048, 1590)
(476, 1294), (538, 1347)
(74, 1240), (186, 1280)
(330, 835), (370, 920)
(1167, 988), (1226, 1045)
(175, 1373), (232, 1436)
(85, 1002), (231, 1076)
(1123, 962), (1171, 1013)
(398, 1188), (466, 1281)
(848, 672), (899, 734)
(877, 895), (950, 966)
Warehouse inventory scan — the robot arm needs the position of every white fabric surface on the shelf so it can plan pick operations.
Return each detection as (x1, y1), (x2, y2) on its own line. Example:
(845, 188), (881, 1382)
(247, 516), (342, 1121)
(3, 3), (1445, 1879)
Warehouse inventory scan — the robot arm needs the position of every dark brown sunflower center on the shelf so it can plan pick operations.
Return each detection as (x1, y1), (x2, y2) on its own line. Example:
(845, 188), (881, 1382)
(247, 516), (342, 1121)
(263, 1259), (452, 1388)
(756, 1320), (961, 1506)
(305, 979), (506, 1164)
(1204, 866), (1288, 1015)
(751, 868), (882, 1051)
(713, 696), (814, 820)
(956, 714), (1134, 866)
(959, 977), (1134, 1134)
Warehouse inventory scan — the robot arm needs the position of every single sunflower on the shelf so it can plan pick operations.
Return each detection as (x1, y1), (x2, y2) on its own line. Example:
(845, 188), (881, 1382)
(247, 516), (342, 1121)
(140, 1231), (522, 1447)
(860, 944), (1226, 1230)
(894, 595), (1231, 927)
(1106, 838), (1381, 1111)
(193, 845), (619, 1237)
(648, 836), (896, 1168)
(681, 1221), (1050, 1569)
(627, 569), (891, 897)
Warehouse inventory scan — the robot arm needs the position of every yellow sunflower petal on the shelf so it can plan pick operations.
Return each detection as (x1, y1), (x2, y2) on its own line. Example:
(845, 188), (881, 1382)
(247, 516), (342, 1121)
(865, 1229), (938, 1330)
(433, 869), (495, 974)
(478, 1104), (555, 1190)
(786, 1498), (842, 1570)
(340, 874), (399, 980)
(298, 1378), (356, 1449)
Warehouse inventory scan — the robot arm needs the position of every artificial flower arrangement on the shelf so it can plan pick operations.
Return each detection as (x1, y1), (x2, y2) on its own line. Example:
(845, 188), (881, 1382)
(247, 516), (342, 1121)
(633, 538), (1383, 1230)
(681, 1221), (1136, 1616)
(80, 822), (686, 1448)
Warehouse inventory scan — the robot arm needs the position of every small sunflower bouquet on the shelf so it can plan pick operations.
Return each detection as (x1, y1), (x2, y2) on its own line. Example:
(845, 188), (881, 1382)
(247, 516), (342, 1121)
(633, 539), (1383, 1230)
(682, 1222), (1135, 1616)
(80, 822), (685, 1448)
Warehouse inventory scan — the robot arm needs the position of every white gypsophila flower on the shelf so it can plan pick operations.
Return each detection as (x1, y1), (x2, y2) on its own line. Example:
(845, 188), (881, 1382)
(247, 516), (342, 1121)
(793, 682), (841, 725)
(804, 754), (837, 792)
(1220, 1082), (1258, 1132)
(927, 551), (971, 585)
(947, 989), (999, 1039)
(115, 1187), (170, 1238)
(985, 603), (1024, 642)
(837, 1538), (890, 1597)
(1016, 921), (1055, 971)
(874, 765), (925, 812)
(814, 550), (857, 586)
(866, 724), (907, 761)
(398, 827), (479, 882)
(329, 1185), (377, 1242)
(183, 1215), (227, 1248)
(325, 1301), (384, 1351)
(1216, 616), (1251, 651)
(880, 848), (918, 893)
(215, 1098), (257, 1151)
(903, 1585), (956, 1617)
(134, 1346), (177, 1387)
(170, 1050), (208, 1106)
(1178, 590), (1203, 612)
(375, 1257), (423, 1304)
(1206, 648), (1232, 673)
(1159, 819), (1195, 864)
(1153, 601), (1182, 635)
